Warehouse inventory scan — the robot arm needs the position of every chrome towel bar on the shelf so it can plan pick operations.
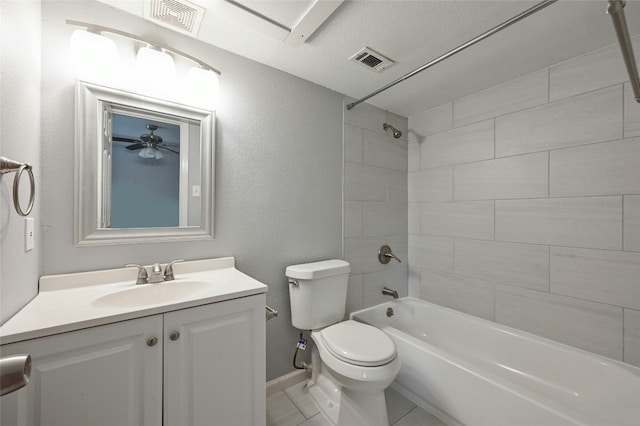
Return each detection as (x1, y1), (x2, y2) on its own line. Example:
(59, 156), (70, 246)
(0, 156), (35, 216)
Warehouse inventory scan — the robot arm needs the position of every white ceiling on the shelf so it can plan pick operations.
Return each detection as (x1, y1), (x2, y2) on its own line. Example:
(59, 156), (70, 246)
(99, 0), (640, 118)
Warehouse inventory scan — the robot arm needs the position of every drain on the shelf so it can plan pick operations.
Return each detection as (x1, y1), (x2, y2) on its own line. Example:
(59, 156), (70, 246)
(386, 307), (394, 318)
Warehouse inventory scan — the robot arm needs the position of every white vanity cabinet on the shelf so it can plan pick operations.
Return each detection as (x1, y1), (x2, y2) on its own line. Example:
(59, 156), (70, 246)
(0, 294), (265, 426)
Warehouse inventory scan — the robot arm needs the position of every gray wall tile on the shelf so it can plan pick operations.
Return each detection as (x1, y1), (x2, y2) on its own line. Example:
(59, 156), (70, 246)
(624, 309), (640, 367)
(408, 266), (421, 298)
(454, 69), (548, 127)
(495, 86), (623, 157)
(408, 203), (420, 236)
(363, 202), (407, 237)
(344, 97), (387, 134)
(363, 267), (408, 308)
(421, 201), (494, 240)
(345, 274), (363, 316)
(551, 247), (640, 310)
(549, 41), (631, 101)
(344, 124), (363, 164)
(625, 83), (640, 138)
(495, 285), (623, 360)
(344, 235), (407, 275)
(408, 140), (420, 172)
(363, 130), (408, 172)
(408, 102), (452, 141)
(454, 152), (548, 201)
(344, 201), (363, 239)
(409, 235), (454, 272)
(420, 269), (495, 321)
(550, 138), (640, 197)
(408, 167), (452, 202)
(495, 197), (622, 250)
(455, 239), (549, 291)
(421, 120), (494, 169)
(624, 195), (640, 252)
(344, 162), (388, 202)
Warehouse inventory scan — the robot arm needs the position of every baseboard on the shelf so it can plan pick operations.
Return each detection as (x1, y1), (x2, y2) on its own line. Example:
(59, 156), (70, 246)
(266, 369), (310, 397)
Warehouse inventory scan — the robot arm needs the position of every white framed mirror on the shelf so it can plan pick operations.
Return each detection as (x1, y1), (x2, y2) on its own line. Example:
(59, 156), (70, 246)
(74, 81), (215, 245)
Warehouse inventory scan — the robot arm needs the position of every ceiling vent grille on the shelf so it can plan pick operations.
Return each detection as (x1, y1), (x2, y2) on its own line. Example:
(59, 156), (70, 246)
(349, 47), (394, 72)
(144, 0), (205, 36)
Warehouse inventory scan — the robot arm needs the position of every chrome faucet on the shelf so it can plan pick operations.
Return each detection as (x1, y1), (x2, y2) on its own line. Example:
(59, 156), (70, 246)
(163, 259), (184, 281)
(126, 260), (184, 284)
(382, 287), (399, 299)
(149, 263), (164, 283)
(125, 264), (149, 285)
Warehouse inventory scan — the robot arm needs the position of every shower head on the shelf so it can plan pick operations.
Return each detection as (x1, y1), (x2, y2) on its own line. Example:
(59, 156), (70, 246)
(383, 123), (402, 139)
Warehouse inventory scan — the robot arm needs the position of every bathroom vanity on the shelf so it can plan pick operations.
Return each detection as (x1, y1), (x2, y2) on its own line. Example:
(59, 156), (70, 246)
(0, 257), (267, 426)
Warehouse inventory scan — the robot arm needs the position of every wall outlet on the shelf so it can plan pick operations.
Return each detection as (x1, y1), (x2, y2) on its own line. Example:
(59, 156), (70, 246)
(25, 217), (34, 252)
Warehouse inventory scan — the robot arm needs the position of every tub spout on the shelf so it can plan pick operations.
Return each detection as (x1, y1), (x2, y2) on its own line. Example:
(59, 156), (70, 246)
(382, 287), (399, 299)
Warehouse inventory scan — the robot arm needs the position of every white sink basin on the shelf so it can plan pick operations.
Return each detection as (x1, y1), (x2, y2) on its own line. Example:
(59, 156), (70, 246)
(92, 280), (212, 308)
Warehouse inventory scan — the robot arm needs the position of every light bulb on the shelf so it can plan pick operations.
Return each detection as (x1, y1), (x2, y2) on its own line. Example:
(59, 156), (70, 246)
(186, 67), (219, 109)
(69, 30), (119, 84)
(135, 47), (177, 99)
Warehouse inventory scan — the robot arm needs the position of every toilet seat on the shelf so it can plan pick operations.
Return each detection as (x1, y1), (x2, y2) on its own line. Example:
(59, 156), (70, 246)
(317, 320), (396, 367)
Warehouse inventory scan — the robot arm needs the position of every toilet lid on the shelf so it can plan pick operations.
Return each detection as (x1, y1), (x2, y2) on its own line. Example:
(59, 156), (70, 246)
(320, 320), (396, 367)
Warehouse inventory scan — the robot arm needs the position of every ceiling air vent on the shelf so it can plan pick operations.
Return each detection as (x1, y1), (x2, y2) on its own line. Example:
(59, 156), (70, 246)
(349, 47), (394, 72)
(144, 0), (205, 36)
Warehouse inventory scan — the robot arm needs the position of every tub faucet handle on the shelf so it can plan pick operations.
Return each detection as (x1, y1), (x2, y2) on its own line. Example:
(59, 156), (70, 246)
(378, 245), (402, 264)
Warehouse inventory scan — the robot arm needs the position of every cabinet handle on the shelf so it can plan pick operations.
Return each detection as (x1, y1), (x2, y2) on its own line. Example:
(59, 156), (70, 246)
(147, 337), (158, 347)
(169, 331), (180, 341)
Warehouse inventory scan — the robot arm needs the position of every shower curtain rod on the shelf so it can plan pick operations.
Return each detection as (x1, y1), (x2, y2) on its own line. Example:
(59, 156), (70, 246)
(607, 0), (640, 103)
(346, 0), (558, 110)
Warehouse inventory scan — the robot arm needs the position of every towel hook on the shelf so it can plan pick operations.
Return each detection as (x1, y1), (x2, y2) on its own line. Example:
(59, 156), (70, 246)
(1, 156), (35, 216)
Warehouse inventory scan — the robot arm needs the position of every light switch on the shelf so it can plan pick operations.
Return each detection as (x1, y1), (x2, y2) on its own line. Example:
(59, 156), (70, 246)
(192, 185), (201, 197)
(24, 218), (34, 252)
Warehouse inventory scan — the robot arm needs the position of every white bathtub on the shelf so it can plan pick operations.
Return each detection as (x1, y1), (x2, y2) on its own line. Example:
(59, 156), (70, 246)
(351, 297), (640, 426)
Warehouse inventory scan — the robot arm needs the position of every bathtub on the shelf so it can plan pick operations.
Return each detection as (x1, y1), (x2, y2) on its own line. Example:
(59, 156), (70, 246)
(350, 297), (640, 426)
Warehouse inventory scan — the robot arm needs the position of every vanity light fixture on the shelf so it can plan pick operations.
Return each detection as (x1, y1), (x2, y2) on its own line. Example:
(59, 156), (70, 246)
(67, 20), (220, 108)
(69, 29), (119, 84)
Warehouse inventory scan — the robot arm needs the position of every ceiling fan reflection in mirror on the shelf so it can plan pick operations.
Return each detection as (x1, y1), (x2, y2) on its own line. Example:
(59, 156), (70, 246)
(113, 124), (180, 160)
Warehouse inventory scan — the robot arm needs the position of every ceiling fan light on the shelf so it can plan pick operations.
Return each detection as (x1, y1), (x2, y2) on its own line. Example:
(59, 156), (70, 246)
(139, 147), (163, 160)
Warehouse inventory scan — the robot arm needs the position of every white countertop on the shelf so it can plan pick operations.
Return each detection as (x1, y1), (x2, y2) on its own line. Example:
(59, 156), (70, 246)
(0, 257), (268, 345)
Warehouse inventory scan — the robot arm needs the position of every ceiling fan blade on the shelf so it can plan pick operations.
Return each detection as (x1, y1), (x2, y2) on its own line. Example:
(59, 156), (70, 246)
(125, 143), (145, 150)
(157, 145), (180, 154)
(113, 136), (140, 143)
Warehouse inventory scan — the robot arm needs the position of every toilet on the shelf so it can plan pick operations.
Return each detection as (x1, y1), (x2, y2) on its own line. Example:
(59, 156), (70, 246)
(286, 259), (401, 426)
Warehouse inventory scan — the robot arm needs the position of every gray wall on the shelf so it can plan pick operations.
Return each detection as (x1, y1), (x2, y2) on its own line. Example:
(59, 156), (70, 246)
(408, 37), (640, 367)
(0, 0), (42, 324)
(342, 99), (408, 314)
(0, 1), (345, 381)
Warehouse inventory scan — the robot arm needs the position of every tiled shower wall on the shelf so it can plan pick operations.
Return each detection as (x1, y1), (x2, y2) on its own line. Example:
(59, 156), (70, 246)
(343, 98), (409, 315)
(408, 37), (640, 367)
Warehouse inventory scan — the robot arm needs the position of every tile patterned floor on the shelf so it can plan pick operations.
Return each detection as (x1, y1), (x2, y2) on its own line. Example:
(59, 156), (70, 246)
(267, 381), (446, 426)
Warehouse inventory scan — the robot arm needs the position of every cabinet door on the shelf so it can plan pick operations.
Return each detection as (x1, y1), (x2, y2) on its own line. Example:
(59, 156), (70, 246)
(164, 295), (266, 426)
(0, 315), (163, 426)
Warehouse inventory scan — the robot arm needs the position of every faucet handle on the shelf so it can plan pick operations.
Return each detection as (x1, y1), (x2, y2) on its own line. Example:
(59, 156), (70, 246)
(163, 259), (184, 281)
(378, 245), (402, 264)
(125, 264), (149, 284)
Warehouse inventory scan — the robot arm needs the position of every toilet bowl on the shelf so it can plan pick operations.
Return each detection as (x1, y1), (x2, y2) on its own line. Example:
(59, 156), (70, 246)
(286, 260), (400, 426)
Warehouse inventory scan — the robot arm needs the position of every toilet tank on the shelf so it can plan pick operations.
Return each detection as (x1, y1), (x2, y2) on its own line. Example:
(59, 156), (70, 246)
(286, 260), (350, 330)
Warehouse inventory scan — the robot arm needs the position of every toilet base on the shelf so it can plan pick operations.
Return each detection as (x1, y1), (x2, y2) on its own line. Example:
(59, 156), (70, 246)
(306, 347), (391, 426)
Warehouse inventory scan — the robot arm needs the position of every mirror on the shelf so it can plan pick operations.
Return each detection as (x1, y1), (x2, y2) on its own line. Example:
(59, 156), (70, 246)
(74, 81), (215, 245)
